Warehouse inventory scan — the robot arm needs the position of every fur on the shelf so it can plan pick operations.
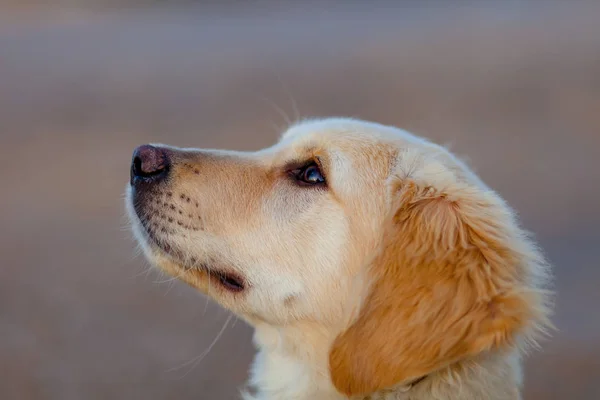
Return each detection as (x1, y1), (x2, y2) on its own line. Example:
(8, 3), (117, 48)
(127, 118), (552, 399)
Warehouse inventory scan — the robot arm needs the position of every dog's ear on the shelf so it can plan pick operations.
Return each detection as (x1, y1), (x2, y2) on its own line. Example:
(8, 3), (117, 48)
(329, 160), (550, 396)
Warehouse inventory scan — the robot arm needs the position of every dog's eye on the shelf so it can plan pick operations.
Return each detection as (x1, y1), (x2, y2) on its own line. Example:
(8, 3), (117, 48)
(295, 163), (325, 186)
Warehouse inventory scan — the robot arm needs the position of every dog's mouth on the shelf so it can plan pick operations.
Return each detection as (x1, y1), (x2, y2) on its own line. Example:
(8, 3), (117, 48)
(127, 184), (248, 294)
(182, 261), (247, 293)
(205, 269), (246, 292)
(133, 207), (246, 293)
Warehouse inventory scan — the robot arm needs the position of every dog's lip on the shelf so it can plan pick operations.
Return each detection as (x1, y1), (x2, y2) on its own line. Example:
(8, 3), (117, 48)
(134, 203), (248, 292)
(133, 216), (183, 263)
(138, 220), (174, 254)
(134, 214), (247, 292)
(175, 256), (247, 292)
(204, 267), (246, 292)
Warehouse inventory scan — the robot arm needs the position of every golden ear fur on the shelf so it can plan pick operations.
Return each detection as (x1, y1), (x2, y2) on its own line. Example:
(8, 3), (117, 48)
(329, 159), (552, 396)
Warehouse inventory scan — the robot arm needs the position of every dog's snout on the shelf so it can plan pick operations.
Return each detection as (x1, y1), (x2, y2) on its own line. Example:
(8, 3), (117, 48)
(130, 144), (170, 185)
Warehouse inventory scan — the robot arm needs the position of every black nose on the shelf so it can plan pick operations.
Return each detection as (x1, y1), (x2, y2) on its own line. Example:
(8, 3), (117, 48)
(130, 144), (170, 185)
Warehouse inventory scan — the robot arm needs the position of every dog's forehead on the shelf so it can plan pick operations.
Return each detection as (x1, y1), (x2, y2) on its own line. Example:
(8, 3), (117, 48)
(277, 118), (431, 152)
(266, 118), (397, 164)
(281, 118), (387, 143)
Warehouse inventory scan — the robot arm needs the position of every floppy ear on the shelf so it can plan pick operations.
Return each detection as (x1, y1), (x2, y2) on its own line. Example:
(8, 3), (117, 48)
(329, 170), (551, 396)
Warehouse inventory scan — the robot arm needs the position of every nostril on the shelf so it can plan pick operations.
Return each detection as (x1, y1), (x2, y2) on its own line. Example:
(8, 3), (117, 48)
(130, 144), (170, 184)
(132, 155), (143, 175)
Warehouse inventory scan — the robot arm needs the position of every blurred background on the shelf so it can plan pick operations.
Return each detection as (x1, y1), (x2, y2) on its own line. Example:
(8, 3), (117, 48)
(1, 1), (599, 399)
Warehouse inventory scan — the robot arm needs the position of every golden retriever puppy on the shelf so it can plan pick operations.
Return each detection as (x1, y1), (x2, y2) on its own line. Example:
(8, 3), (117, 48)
(126, 118), (552, 400)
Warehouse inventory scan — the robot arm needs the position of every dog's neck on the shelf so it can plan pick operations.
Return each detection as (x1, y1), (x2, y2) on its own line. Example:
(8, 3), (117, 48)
(244, 322), (522, 400)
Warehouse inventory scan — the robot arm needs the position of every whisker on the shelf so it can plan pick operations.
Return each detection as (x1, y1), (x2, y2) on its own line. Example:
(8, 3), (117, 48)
(276, 72), (300, 124)
(166, 314), (233, 378)
(258, 94), (292, 128)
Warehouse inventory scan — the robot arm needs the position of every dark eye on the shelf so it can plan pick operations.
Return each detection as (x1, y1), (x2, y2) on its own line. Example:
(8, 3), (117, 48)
(294, 163), (326, 186)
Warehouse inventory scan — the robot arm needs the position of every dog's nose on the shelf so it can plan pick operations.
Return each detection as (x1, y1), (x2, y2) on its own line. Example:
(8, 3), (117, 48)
(130, 144), (170, 185)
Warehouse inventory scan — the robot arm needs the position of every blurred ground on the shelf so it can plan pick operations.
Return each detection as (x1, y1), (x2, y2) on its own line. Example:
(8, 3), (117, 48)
(1, 1), (599, 399)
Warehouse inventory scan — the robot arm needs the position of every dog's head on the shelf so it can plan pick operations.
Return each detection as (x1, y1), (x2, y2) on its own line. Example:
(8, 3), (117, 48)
(126, 118), (551, 396)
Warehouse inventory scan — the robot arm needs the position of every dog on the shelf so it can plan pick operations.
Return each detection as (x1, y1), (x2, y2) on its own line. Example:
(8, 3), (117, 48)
(126, 118), (552, 399)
